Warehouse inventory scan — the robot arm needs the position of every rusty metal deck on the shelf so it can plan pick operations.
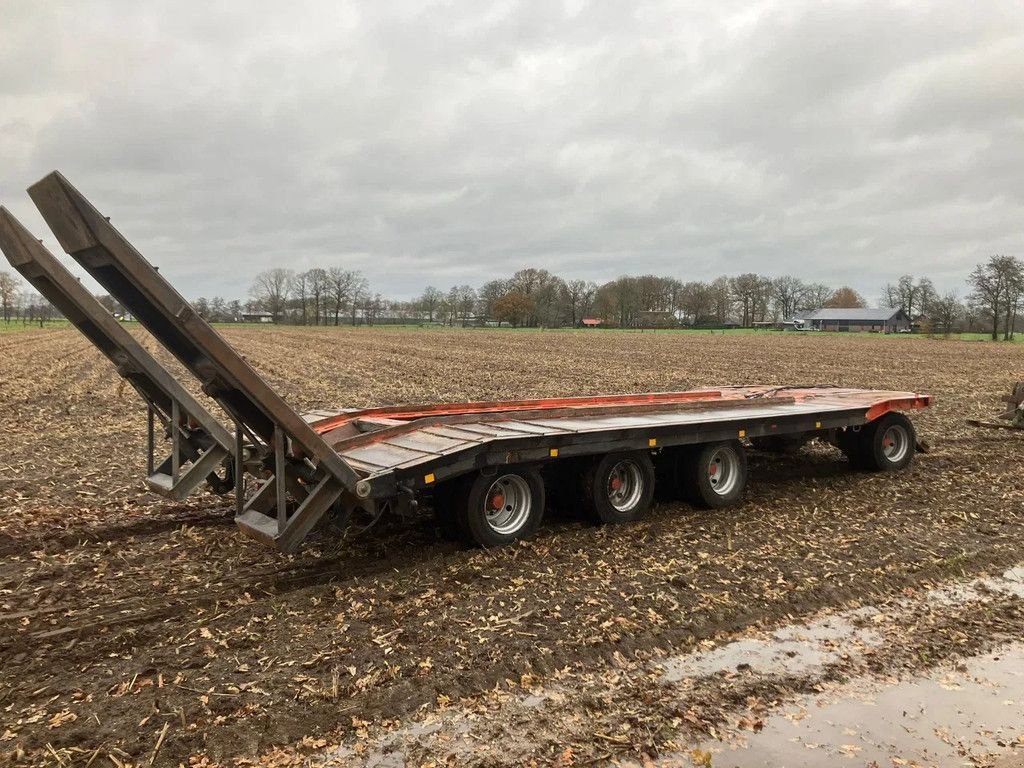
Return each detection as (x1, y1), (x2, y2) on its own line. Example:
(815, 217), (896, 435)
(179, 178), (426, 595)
(313, 386), (931, 491)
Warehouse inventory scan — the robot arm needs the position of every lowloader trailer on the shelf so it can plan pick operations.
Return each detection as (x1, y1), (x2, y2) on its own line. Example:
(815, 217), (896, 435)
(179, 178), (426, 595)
(0, 172), (932, 553)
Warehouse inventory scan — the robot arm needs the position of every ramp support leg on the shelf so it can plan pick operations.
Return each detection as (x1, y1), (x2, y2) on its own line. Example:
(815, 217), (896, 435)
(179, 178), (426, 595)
(275, 427), (287, 534)
(171, 399), (181, 482)
(234, 423), (244, 518)
(147, 406), (156, 476)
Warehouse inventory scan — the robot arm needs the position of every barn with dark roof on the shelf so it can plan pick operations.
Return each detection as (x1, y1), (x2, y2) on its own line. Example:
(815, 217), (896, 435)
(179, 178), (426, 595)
(800, 307), (911, 333)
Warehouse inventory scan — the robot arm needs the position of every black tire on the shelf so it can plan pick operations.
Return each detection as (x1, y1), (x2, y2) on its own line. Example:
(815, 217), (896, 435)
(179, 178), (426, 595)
(429, 481), (463, 541)
(454, 467), (545, 547)
(681, 440), (748, 509)
(580, 451), (656, 524)
(856, 412), (916, 472)
(837, 427), (869, 468)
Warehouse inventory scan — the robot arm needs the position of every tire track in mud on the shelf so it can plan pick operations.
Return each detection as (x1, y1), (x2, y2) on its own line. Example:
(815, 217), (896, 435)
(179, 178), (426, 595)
(0, 506), (236, 558)
(0, 526), (449, 656)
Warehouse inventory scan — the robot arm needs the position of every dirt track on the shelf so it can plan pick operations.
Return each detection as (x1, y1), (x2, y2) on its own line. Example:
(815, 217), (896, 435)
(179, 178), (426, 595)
(1, 326), (1023, 766)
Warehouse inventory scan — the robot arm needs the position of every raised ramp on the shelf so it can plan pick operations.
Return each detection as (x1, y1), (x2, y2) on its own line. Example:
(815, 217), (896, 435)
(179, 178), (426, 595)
(27, 172), (359, 552)
(0, 207), (232, 500)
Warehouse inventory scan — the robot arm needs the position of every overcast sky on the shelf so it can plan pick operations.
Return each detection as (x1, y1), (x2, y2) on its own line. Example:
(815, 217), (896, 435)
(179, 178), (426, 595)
(1, 1), (1022, 302)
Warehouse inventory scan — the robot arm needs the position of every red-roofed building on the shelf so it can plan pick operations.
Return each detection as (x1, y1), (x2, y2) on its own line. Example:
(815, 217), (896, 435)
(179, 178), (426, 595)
(581, 318), (602, 327)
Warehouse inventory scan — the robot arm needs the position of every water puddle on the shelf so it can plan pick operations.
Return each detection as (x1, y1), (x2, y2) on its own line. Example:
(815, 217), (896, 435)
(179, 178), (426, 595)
(663, 614), (881, 680)
(926, 565), (1024, 606)
(658, 565), (1024, 767)
(694, 644), (1024, 767)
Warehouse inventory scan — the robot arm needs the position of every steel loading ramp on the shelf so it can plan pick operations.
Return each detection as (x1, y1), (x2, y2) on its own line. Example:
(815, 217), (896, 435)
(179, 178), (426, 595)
(0, 207), (233, 500)
(26, 172), (361, 551)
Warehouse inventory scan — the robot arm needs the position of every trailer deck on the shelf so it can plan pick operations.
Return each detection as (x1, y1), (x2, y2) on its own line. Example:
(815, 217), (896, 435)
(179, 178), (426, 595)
(313, 386), (929, 496)
(0, 171), (933, 554)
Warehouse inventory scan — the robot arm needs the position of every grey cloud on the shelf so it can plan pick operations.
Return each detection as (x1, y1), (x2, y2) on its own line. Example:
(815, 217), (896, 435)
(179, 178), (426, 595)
(1, 0), (1022, 301)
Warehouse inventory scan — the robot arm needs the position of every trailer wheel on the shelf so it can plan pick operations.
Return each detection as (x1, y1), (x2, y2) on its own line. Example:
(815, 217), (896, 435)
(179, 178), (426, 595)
(856, 412), (916, 472)
(581, 452), (656, 524)
(683, 440), (748, 509)
(838, 427), (875, 469)
(456, 468), (545, 547)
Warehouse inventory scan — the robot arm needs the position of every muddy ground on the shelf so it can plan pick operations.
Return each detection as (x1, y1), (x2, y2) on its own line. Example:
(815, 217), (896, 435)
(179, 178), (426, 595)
(1, 326), (1022, 766)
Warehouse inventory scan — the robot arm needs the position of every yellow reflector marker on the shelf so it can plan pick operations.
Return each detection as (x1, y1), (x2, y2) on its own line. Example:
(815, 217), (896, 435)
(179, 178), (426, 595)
(424, 473), (435, 484)
(648, 438), (657, 447)
(815, 421), (822, 429)
(738, 429), (746, 438)
(549, 448), (559, 457)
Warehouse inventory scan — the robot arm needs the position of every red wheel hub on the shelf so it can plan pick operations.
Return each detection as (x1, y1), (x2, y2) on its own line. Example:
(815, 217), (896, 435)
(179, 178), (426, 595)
(489, 493), (506, 510)
(610, 476), (623, 491)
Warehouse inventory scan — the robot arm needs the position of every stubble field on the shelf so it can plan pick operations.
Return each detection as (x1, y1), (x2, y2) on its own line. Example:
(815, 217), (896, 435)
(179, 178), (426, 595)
(1, 325), (1023, 766)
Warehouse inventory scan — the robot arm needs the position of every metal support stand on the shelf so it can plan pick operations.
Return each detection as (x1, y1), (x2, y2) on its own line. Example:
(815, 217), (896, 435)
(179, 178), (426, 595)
(274, 427), (287, 534)
(234, 423), (244, 518)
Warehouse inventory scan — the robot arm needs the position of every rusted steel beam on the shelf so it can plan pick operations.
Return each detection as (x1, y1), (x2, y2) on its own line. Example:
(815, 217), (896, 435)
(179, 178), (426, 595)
(0, 206), (233, 500)
(319, 396), (800, 452)
(28, 171), (359, 489)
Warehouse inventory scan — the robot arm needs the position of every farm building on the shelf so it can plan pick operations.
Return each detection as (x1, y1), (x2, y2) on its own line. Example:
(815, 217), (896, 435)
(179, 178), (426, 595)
(635, 310), (677, 328)
(240, 311), (274, 323)
(801, 307), (911, 333)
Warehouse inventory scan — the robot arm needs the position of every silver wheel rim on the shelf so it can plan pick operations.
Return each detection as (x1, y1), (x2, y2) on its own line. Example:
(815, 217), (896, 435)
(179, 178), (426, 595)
(607, 459), (644, 512)
(882, 425), (909, 462)
(707, 447), (739, 496)
(484, 474), (533, 535)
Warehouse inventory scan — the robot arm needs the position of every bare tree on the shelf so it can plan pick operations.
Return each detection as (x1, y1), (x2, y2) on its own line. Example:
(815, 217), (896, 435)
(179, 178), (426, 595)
(931, 291), (963, 337)
(249, 268), (294, 322)
(565, 279), (596, 326)
(476, 279), (510, 323)
(508, 268), (566, 326)
(349, 273), (369, 325)
(709, 277), (731, 324)
(730, 273), (772, 326)
(1001, 261), (1024, 340)
(291, 271), (310, 325)
(916, 277), (938, 316)
(532, 276), (567, 327)
(678, 281), (711, 325)
(801, 283), (832, 312)
(418, 286), (443, 323)
(0, 271), (18, 323)
(327, 267), (358, 326)
(362, 293), (384, 325)
(610, 276), (639, 327)
(305, 268), (328, 325)
(208, 297), (229, 322)
(968, 256), (1023, 340)
(883, 274), (937, 317)
(771, 276), (806, 321)
(445, 285), (476, 326)
(23, 292), (56, 327)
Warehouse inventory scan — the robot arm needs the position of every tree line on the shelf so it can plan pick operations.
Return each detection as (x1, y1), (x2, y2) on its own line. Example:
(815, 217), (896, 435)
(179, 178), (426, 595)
(237, 263), (1010, 337)
(2, 255), (1023, 339)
